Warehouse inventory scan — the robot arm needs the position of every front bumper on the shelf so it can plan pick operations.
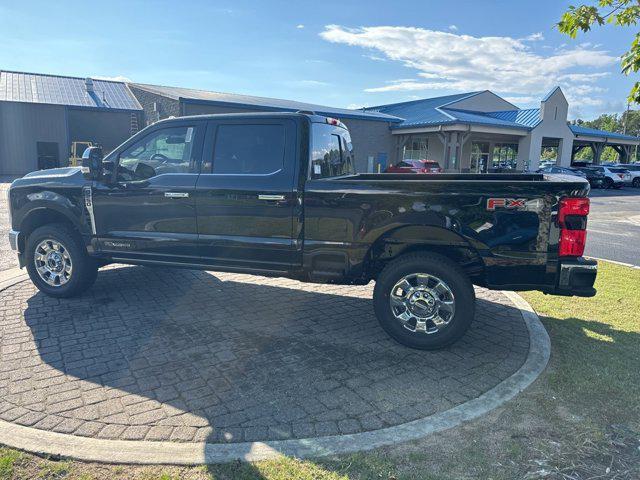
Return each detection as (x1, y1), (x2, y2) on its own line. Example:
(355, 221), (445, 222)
(549, 258), (597, 297)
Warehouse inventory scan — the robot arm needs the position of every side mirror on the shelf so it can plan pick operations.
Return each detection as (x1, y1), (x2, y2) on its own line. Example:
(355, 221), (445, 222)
(81, 147), (103, 180)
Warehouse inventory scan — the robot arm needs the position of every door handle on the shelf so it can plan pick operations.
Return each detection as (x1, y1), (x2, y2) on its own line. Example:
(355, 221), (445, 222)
(165, 192), (189, 198)
(258, 194), (285, 201)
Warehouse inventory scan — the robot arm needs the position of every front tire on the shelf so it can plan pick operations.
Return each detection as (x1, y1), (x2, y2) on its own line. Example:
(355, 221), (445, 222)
(373, 253), (475, 350)
(25, 223), (98, 298)
(604, 177), (614, 189)
(633, 177), (640, 188)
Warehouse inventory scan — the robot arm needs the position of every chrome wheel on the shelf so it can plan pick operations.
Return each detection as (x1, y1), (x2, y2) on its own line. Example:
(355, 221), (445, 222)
(389, 273), (455, 334)
(34, 239), (73, 287)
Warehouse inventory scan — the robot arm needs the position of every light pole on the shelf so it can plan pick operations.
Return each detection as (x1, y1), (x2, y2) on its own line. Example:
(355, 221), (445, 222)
(623, 102), (630, 135)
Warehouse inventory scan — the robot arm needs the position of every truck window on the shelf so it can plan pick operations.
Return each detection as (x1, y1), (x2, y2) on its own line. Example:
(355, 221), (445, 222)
(311, 123), (355, 179)
(117, 126), (195, 181)
(212, 124), (285, 175)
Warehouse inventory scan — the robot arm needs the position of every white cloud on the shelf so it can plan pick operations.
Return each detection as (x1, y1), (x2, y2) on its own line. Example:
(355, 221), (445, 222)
(320, 25), (617, 110)
(363, 54), (387, 62)
(502, 96), (539, 105)
(523, 32), (544, 41)
(448, 25), (458, 31)
(286, 79), (330, 87)
(557, 72), (610, 83)
(296, 24), (305, 29)
(93, 75), (132, 83)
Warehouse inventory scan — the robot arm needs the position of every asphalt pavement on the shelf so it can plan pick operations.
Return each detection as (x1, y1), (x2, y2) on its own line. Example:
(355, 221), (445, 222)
(585, 187), (640, 267)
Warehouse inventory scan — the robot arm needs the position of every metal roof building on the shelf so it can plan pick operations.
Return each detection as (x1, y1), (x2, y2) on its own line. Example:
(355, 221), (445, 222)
(359, 88), (638, 172)
(1, 70), (637, 175)
(0, 70), (142, 175)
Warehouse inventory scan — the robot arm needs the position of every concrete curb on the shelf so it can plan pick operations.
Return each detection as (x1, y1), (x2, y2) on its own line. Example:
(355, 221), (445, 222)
(0, 272), (550, 465)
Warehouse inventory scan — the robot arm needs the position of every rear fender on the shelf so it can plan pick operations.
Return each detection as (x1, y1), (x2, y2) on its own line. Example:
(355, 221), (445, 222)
(365, 225), (485, 281)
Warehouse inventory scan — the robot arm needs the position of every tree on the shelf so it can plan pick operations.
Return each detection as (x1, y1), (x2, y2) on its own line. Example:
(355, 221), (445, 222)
(558, 0), (640, 103)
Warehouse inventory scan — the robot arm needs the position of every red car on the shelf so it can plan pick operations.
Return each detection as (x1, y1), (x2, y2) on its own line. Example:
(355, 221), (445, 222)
(385, 160), (442, 174)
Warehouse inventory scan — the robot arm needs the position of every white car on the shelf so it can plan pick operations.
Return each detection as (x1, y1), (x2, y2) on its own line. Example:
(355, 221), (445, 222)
(585, 165), (631, 189)
(613, 164), (640, 188)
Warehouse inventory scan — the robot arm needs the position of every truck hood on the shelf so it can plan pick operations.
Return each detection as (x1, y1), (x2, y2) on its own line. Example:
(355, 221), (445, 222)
(11, 167), (88, 189)
(22, 166), (83, 179)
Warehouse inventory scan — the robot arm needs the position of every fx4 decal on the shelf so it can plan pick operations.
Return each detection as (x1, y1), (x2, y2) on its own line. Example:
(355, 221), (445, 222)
(486, 198), (527, 211)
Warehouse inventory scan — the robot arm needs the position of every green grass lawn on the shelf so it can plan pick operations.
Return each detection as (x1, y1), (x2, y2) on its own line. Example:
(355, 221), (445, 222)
(1, 261), (638, 479)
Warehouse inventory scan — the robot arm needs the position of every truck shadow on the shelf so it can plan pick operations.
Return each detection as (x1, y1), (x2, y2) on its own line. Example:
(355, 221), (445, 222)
(19, 265), (528, 471)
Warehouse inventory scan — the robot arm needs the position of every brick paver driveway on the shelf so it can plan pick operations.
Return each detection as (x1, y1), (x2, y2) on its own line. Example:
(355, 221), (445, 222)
(0, 265), (530, 444)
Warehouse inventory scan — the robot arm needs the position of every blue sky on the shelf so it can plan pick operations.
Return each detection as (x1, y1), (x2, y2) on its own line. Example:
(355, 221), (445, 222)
(0, 0), (636, 119)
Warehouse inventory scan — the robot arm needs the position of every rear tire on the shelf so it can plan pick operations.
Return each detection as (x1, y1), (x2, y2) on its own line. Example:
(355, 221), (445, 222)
(25, 223), (98, 298)
(373, 253), (475, 350)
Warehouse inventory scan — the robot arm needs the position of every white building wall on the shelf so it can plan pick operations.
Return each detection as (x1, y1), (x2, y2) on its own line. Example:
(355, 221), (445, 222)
(426, 134), (445, 162)
(518, 87), (574, 170)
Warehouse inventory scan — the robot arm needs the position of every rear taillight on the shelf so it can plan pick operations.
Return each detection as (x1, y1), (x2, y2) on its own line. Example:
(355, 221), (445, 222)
(558, 197), (589, 257)
(618, 173), (624, 179)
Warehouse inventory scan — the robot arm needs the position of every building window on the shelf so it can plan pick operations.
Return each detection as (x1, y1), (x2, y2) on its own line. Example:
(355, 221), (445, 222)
(36, 142), (59, 170)
(470, 142), (490, 173)
(492, 143), (518, 170)
(403, 136), (428, 160)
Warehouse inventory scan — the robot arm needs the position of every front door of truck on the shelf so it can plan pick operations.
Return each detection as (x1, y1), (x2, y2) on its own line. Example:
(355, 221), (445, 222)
(92, 120), (205, 263)
(194, 118), (299, 273)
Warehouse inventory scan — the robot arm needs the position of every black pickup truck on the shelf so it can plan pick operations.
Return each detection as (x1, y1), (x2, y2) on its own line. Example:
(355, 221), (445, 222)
(7, 112), (597, 349)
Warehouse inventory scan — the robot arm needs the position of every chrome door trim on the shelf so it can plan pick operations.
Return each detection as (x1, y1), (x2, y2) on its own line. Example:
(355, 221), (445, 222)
(258, 194), (285, 201)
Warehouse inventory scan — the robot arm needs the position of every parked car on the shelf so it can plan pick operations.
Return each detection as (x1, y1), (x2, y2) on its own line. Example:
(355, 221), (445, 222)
(583, 166), (630, 189)
(573, 167), (606, 189)
(539, 160), (556, 169)
(7, 112), (597, 350)
(386, 159), (442, 173)
(537, 166), (587, 179)
(612, 164), (640, 187)
(571, 161), (593, 168)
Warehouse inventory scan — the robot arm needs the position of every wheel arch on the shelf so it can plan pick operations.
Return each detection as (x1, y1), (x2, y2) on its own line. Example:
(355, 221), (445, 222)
(18, 206), (82, 253)
(363, 225), (486, 284)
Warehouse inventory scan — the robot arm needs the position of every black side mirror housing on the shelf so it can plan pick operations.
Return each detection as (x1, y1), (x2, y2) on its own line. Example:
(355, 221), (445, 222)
(81, 146), (103, 180)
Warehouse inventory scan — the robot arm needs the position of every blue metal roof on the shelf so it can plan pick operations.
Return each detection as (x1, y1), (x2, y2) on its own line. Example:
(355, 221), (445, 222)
(483, 108), (541, 128)
(366, 91), (535, 130)
(441, 108), (531, 130)
(0, 70), (141, 110)
(365, 92), (481, 128)
(132, 83), (402, 123)
(570, 124), (639, 141)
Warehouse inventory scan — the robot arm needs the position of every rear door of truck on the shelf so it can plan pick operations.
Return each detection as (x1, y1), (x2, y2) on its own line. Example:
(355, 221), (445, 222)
(194, 116), (299, 273)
